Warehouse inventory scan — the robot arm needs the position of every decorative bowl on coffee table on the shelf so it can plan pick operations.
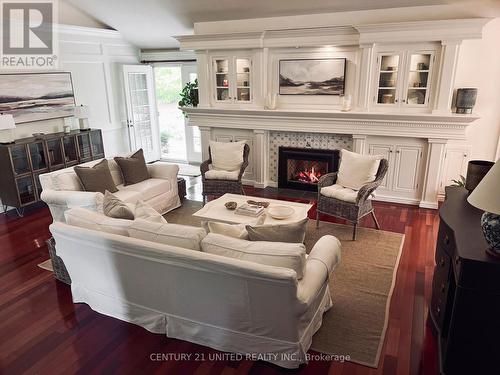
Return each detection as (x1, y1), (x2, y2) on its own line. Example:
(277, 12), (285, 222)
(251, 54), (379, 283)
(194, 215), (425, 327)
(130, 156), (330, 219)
(268, 205), (295, 220)
(225, 201), (237, 210)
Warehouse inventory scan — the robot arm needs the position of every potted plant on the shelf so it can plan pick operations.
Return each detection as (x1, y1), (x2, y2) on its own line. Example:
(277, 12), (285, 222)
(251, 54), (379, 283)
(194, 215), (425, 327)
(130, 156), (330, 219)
(178, 79), (199, 108)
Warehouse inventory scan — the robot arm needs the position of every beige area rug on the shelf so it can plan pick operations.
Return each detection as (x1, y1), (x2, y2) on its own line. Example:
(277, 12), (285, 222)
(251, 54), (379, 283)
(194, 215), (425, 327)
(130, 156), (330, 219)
(38, 259), (53, 271)
(165, 200), (405, 368)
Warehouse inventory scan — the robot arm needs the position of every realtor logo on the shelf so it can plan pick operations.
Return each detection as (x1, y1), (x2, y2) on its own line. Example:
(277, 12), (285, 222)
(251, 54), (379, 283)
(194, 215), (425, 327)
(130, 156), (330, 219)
(1, 0), (59, 68)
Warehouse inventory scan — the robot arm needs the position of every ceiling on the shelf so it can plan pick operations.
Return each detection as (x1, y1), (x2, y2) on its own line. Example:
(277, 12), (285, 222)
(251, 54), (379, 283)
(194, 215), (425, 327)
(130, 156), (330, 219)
(67, 0), (499, 48)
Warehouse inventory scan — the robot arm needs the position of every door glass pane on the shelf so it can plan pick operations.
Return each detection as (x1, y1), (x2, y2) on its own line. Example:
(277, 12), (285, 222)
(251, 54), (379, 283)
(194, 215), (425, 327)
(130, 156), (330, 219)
(90, 131), (104, 157)
(10, 145), (30, 175)
(377, 55), (399, 104)
(63, 136), (78, 163)
(155, 66), (186, 161)
(28, 142), (47, 171)
(128, 72), (154, 156)
(78, 133), (92, 160)
(16, 176), (36, 205)
(214, 59), (231, 102)
(236, 58), (251, 101)
(407, 53), (431, 105)
(46, 139), (64, 167)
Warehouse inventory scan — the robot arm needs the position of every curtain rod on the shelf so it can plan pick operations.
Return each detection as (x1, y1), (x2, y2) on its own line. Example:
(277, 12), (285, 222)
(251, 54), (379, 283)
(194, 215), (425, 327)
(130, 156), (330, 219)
(141, 59), (196, 64)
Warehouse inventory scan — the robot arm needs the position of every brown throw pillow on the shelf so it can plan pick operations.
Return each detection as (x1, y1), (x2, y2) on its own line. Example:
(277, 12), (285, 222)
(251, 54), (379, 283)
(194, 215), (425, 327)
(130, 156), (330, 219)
(103, 190), (134, 220)
(246, 218), (309, 243)
(114, 149), (150, 186)
(74, 159), (118, 193)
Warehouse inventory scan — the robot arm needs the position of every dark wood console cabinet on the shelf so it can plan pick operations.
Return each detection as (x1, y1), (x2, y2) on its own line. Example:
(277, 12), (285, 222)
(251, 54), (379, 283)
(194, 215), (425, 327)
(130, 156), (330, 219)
(0, 129), (104, 215)
(430, 187), (500, 374)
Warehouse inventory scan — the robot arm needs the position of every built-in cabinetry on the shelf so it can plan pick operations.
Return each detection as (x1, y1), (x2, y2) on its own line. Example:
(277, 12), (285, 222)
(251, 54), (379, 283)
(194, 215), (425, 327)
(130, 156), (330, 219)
(211, 128), (255, 182)
(211, 54), (253, 105)
(0, 129), (104, 215)
(366, 137), (426, 204)
(438, 144), (471, 196)
(372, 46), (437, 111)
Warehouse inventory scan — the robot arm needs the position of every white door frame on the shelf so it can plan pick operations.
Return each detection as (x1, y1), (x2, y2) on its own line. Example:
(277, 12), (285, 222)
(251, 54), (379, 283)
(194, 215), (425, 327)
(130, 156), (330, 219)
(123, 64), (161, 162)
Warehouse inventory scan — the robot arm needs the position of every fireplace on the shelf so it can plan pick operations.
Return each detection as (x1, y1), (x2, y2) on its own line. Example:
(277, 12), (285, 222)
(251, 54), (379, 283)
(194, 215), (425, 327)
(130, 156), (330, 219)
(278, 147), (340, 191)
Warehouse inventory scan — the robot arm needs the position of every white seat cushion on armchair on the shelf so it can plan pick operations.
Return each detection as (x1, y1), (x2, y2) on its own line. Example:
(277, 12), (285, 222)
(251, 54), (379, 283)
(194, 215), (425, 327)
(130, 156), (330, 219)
(336, 149), (381, 190)
(205, 166), (239, 181)
(320, 184), (359, 203)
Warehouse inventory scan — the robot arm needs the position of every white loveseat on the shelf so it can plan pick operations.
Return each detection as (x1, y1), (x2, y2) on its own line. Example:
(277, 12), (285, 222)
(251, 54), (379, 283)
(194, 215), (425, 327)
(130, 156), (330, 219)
(49, 217), (341, 369)
(40, 157), (180, 222)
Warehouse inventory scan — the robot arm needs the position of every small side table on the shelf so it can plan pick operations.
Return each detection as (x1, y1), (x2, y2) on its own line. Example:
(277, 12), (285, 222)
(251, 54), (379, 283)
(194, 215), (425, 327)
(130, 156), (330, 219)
(177, 177), (186, 201)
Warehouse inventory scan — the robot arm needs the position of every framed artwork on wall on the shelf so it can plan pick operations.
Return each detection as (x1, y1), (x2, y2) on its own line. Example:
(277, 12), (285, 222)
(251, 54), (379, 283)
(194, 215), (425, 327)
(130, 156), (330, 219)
(0, 72), (75, 124)
(279, 58), (346, 95)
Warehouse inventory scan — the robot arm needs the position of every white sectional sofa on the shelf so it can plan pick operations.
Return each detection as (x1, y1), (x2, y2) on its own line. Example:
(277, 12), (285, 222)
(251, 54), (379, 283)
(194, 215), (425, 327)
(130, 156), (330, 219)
(49, 209), (341, 369)
(39, 157), (180, 222)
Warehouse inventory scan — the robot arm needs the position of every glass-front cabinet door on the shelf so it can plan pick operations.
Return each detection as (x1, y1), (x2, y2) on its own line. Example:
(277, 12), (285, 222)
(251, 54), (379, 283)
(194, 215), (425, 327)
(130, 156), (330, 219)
(16, 175), (36, 206)
(63, 135), (78, 166)
(28, 142), (47, 172)
(90, 130), (104, 159)
(212, 56), (252, 104)
(405, 52), (434, 107)
(77, 133), (92, 161)
(46, 138), (65, 170)
(10, 145), (30, 176)
(376, 53), (401, 106)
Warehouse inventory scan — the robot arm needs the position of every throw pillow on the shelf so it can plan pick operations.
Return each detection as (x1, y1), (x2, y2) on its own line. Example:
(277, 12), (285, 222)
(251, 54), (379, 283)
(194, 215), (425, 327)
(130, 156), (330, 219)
(205, 215), (266, 239)
(114, 149), (150, 186)
(128, 219), (207, 251)
(201, 233), (307, 279)
(209, 140), (246, 171)
(103, 190), (134, 220)
(74, 159), (118, 193)
(336, 149), (381, 190)
(65, 207), (134, 237)
(135, 200), (167, 223)
(246, 218), (308, 243)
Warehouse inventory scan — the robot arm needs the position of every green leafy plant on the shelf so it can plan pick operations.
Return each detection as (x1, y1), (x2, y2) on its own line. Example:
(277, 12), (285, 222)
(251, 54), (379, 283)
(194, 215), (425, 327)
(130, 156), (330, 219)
(450, 175), (466, 187)
(178, 79), (199, 107)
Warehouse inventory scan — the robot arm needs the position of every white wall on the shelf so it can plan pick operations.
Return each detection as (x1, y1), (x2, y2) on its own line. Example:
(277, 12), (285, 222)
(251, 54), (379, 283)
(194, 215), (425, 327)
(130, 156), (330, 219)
(8, 25), (139, 156)
(454, 18), (500, 162)
(59, 0), (110, 29)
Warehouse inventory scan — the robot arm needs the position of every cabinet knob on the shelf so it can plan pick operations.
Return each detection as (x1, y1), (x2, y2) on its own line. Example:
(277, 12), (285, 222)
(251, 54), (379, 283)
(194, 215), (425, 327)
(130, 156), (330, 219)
(439, 258), (445, 267)
(389, 150), (393, 153)
(395, 99), (398, 103)
(444, 235), (449, 245)
(396, 150), (400, 154)
(436, 307), (441, 316)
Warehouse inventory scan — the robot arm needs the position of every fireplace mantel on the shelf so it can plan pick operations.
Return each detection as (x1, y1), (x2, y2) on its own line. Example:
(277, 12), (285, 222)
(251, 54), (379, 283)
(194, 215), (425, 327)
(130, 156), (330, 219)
(183, 107), (478, 140)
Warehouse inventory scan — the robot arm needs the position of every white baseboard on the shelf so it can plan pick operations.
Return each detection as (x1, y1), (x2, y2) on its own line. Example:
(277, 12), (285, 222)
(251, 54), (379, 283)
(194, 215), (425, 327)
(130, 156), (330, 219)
(372, 195), (421, 206)
(419, 201), (439, 209)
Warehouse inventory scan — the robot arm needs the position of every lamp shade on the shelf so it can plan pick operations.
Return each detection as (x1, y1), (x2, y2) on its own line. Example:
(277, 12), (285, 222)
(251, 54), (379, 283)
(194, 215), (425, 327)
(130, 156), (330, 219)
(0, 114), (16, 130)
(467, 159), (500, 215)
(73, 105), (90, 118)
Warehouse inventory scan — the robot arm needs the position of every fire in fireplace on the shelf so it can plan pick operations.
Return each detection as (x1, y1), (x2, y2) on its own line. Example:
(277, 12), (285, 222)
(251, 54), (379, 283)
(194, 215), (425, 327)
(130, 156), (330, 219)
(278, 147), (339, 191)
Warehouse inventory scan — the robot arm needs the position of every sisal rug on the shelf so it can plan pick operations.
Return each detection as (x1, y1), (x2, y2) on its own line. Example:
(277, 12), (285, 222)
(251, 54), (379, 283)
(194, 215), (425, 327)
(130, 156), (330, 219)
(164, 199), (405, 368)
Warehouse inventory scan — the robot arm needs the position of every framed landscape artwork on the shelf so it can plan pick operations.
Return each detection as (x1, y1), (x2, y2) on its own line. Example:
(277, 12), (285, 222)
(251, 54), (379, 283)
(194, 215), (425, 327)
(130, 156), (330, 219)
(0, 72), (75, 124)
(279, 58), (346, 95)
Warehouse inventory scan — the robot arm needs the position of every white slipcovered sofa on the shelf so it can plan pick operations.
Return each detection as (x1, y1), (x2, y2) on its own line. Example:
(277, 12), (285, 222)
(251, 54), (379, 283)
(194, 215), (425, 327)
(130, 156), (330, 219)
(49, 212), (341, 369)
(40, 157), (180, 222)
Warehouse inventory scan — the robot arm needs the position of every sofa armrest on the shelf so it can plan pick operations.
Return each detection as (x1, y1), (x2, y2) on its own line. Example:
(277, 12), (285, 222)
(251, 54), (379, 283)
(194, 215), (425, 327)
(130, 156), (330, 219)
(297, 235), (341, 307)
(147, 162), (179, 181)
(41, 190), (104, 222)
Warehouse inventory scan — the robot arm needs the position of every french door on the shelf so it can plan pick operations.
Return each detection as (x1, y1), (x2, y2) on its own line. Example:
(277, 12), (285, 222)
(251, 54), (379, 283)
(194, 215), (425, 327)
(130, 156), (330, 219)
(123, 65), (160, 162)
(153, 63), (200, 163)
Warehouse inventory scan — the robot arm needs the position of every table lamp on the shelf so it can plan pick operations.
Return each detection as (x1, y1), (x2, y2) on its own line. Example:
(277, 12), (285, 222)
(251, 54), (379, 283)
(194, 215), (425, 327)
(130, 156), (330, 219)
(74, 105), (90, 131)
(0, 113), (16, 144)
(467, 158), (500, 257)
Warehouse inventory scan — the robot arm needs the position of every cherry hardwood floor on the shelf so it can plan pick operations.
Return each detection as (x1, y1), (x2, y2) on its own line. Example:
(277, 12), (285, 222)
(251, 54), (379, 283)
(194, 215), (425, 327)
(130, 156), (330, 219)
(0, 178), (440, 375)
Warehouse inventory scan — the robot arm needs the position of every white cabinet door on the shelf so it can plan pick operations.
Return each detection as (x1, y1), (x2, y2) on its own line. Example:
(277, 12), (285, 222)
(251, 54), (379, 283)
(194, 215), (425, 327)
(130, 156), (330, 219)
(368, 143), (393, 189)
(439, 146), (470, 194)
(393, 145), (423, 193)
(214, 134), (233, 143)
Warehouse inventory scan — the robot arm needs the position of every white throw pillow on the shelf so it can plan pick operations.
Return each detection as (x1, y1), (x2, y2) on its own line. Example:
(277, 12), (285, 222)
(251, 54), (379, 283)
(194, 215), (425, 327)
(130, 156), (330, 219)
(201, 233), (307, 279)
(52, 171), (83, 191)
(209, 140), (246, 171)
(65, 207), (133, 236)
(135, 200), (167, 223)
(336, 149), (381, 190)
(128, 219), (207, 251)
(206, 216), (265, 240)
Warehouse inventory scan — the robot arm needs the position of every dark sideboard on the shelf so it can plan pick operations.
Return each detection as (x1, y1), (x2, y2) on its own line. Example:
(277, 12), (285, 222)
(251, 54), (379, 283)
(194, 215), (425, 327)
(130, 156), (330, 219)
(430, 186), (500, 374)
(0, 129), (104, 216)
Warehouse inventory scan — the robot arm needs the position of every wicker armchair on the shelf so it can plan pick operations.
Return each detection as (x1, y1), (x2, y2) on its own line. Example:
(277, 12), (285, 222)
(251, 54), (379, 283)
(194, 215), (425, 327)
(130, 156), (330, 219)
(316, 159), (389, 240)
(200, 143), (250, 204)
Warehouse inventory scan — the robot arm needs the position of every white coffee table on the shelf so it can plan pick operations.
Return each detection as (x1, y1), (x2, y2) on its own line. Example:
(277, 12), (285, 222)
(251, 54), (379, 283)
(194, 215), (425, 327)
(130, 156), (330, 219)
(193, 193), (312, 225)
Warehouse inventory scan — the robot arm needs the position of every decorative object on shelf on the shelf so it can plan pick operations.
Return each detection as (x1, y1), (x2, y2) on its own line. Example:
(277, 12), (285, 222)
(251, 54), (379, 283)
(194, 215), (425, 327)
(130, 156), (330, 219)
(268, 205), (295, 220)
(465, 160), (494, 192)
(341, 94), (352, 111)
(467, 159), (500, 257)
(178, 79), (199, 107)
(265, 93), (277, 110)
(0, 72), (75, 123)
(382, 93), (394, 104)
(63, 125), (71, 134)
(455, 88), (477, 114)
(74, 105), (91, 131)
(279, 58), (346, 95)
(32, 133), (44, 140)
(225, 201), (238, 210)
(0, 113), (16, 144)
(417, 62), (428, 70)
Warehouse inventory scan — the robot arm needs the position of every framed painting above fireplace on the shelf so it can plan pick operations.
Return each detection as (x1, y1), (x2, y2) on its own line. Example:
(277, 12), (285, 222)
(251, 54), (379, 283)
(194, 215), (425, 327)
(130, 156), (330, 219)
(0, 72), (75, 124)
(279, 58), (346, 95)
